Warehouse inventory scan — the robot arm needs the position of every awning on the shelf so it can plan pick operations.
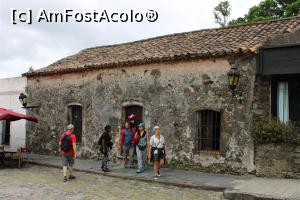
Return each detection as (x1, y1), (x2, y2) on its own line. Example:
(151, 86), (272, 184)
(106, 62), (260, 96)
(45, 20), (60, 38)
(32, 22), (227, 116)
(257, 44), (300, 75)
(0, 107), (38, 123)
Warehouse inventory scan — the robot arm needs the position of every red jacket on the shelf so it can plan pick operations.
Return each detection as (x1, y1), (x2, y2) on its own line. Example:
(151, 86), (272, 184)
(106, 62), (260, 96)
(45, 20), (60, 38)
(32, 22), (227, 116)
(120, 127), (136, 145)
(132, 131), (147, 145)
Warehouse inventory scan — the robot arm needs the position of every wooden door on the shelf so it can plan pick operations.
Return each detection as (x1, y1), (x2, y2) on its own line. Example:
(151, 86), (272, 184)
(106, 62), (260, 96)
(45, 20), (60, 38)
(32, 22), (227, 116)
(68, 105), (82, 143)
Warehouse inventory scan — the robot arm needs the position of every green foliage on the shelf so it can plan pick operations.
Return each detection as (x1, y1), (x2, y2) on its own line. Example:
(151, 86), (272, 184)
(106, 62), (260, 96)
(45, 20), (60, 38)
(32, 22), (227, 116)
(286, 0), (300, 16)
(251, 119), (299, 144)
(80, 151), (93, 160)
(214, 1), (231, 27)
(229, 0), (300, 25)
(167, 156), (190, 169)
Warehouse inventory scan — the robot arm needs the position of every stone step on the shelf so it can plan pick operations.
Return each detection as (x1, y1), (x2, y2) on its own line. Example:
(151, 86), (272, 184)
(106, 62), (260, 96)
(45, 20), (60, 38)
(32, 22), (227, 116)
(224, 191), (288, 200)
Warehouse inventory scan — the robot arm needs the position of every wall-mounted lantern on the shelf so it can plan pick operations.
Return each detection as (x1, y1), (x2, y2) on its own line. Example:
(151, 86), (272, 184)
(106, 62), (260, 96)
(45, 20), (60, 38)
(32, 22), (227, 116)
(19, 93), (27, 107)
(19, 93), (39, 109)
(227, 67), (240, 91)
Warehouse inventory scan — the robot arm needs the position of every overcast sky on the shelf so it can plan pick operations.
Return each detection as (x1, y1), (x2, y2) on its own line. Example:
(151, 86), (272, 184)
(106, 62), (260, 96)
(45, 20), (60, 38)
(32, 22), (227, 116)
(0, 0), (262, 78)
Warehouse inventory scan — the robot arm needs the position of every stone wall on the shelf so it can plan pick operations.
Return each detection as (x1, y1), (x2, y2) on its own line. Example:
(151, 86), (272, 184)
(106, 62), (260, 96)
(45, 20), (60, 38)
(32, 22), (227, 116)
(26, 55), (257, 173)
(255, 143), (300, 178)
(252, 75), (271, 122)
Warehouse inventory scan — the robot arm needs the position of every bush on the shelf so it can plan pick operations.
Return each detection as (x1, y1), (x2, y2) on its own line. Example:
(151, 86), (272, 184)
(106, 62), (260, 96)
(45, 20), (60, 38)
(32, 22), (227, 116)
(251, 119), (299, 144)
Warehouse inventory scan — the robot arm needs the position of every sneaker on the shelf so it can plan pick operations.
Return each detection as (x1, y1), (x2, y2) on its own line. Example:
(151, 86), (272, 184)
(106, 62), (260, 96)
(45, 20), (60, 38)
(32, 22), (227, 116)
(63, 176), (67, 182)
(136, 169), (142, 173)
(68, 175), (76, 180)
(103, 168), (111, 172)
(157, 171), (161, 177)
(154, 176), (159, 180)
(142, 167), (145, 172)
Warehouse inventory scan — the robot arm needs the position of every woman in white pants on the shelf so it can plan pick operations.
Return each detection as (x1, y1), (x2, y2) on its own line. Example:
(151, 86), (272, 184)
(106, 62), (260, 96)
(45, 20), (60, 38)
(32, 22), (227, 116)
(133, 123), (148, 173)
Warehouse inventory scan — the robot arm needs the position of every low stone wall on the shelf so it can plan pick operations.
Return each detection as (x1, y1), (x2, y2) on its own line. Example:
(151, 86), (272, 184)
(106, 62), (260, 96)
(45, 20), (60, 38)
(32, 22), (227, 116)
(255, 143), (300, 178)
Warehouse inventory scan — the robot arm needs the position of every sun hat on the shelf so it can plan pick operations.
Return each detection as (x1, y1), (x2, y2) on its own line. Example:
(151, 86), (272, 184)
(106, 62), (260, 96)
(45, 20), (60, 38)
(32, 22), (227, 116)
(138, 122), (145, 127)
(67, 124), (74, 130)
(128, 114), (136, 120)
(153, 126), (160, 130)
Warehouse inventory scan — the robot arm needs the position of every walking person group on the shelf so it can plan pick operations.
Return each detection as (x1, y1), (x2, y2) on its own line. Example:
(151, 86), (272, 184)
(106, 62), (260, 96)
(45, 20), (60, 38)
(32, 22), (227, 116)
(120, 115), (166, 179)
(59, 115), (166, 182)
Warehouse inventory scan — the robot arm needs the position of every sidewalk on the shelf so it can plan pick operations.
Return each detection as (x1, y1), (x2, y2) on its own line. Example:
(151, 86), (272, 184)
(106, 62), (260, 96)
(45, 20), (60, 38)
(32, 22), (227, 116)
(27, 154), (300, 200)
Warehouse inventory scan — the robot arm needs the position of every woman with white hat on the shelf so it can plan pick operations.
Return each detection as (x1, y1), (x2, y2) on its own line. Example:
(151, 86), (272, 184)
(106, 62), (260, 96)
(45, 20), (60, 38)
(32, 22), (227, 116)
(150, 126), (166, 179)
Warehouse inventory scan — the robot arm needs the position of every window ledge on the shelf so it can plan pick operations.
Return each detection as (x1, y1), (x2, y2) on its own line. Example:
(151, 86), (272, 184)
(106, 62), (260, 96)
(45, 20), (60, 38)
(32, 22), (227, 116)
(194, 150), (221, 155)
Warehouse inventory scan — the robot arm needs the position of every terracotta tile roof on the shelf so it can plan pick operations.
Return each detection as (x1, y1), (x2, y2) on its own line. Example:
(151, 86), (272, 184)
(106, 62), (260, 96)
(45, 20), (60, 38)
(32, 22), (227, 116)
(24, 16), (300, 77)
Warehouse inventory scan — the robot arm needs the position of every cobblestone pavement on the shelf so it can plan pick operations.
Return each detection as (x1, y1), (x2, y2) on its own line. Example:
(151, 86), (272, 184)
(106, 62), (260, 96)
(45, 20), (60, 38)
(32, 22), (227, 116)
(0, 165), (226, 200)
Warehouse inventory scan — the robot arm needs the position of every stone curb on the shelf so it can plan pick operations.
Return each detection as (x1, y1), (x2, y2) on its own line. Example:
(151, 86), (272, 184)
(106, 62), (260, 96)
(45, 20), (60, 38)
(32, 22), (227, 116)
(223, 191), (287, 200)
(28, 161), (225, 192)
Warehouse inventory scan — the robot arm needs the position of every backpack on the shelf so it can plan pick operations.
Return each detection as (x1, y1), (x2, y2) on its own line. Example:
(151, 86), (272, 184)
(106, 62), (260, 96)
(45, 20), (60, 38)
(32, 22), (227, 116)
(61, 133), (72, 151)
(137, 132), (147, 151)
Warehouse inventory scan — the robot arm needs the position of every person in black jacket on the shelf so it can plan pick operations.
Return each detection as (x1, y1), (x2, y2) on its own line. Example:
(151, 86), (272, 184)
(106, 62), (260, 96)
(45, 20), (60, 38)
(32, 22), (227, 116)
(98, 125), (113, 172)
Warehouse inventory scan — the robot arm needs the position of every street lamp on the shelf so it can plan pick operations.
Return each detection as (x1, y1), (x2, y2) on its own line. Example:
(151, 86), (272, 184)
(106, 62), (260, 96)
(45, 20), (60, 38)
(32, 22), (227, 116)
(227, 67), (240, 91)
(19, 93), (27, 107)
(19, 93), (39, 109)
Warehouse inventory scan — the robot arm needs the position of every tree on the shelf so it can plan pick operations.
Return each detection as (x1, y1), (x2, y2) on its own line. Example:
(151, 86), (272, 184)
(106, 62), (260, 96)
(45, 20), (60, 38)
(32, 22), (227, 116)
(214, 1), (231, 27)
(229, 0), (300, 25)
(285, 0), (300, 16)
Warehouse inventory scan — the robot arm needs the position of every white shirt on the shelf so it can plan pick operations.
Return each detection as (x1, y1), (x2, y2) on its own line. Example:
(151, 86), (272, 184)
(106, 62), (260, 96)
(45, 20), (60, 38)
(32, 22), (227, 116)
(150, 135), (165, 149)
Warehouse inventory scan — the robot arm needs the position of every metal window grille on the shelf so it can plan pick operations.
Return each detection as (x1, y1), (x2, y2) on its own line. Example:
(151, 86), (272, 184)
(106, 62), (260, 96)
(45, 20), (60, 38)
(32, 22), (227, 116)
(68, 105), (82, 143)
(197, 110), (220, 152)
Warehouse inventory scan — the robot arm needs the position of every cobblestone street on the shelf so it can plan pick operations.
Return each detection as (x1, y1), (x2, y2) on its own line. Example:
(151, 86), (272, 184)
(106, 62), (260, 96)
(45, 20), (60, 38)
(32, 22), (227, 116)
(0, 165), (225, 200)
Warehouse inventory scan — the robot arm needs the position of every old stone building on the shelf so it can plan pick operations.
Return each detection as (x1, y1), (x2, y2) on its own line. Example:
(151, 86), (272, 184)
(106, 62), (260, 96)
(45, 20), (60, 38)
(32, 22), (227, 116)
(23, 16), (300, 174)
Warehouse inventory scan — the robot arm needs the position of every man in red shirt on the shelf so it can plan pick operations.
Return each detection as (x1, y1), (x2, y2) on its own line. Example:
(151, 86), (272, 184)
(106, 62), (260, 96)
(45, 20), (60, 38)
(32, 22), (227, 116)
(59, 124), (77, 182)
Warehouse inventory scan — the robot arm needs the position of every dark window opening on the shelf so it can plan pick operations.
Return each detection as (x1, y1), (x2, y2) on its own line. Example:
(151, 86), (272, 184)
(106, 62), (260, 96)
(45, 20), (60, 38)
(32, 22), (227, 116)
(4, 121), (10, 145)
(196, 110), (220, 152)
(272, 75), (300, 128)
(124, 105), (143, 128)
(68, 105), (82, 143)
(0, 120), (10, 145)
